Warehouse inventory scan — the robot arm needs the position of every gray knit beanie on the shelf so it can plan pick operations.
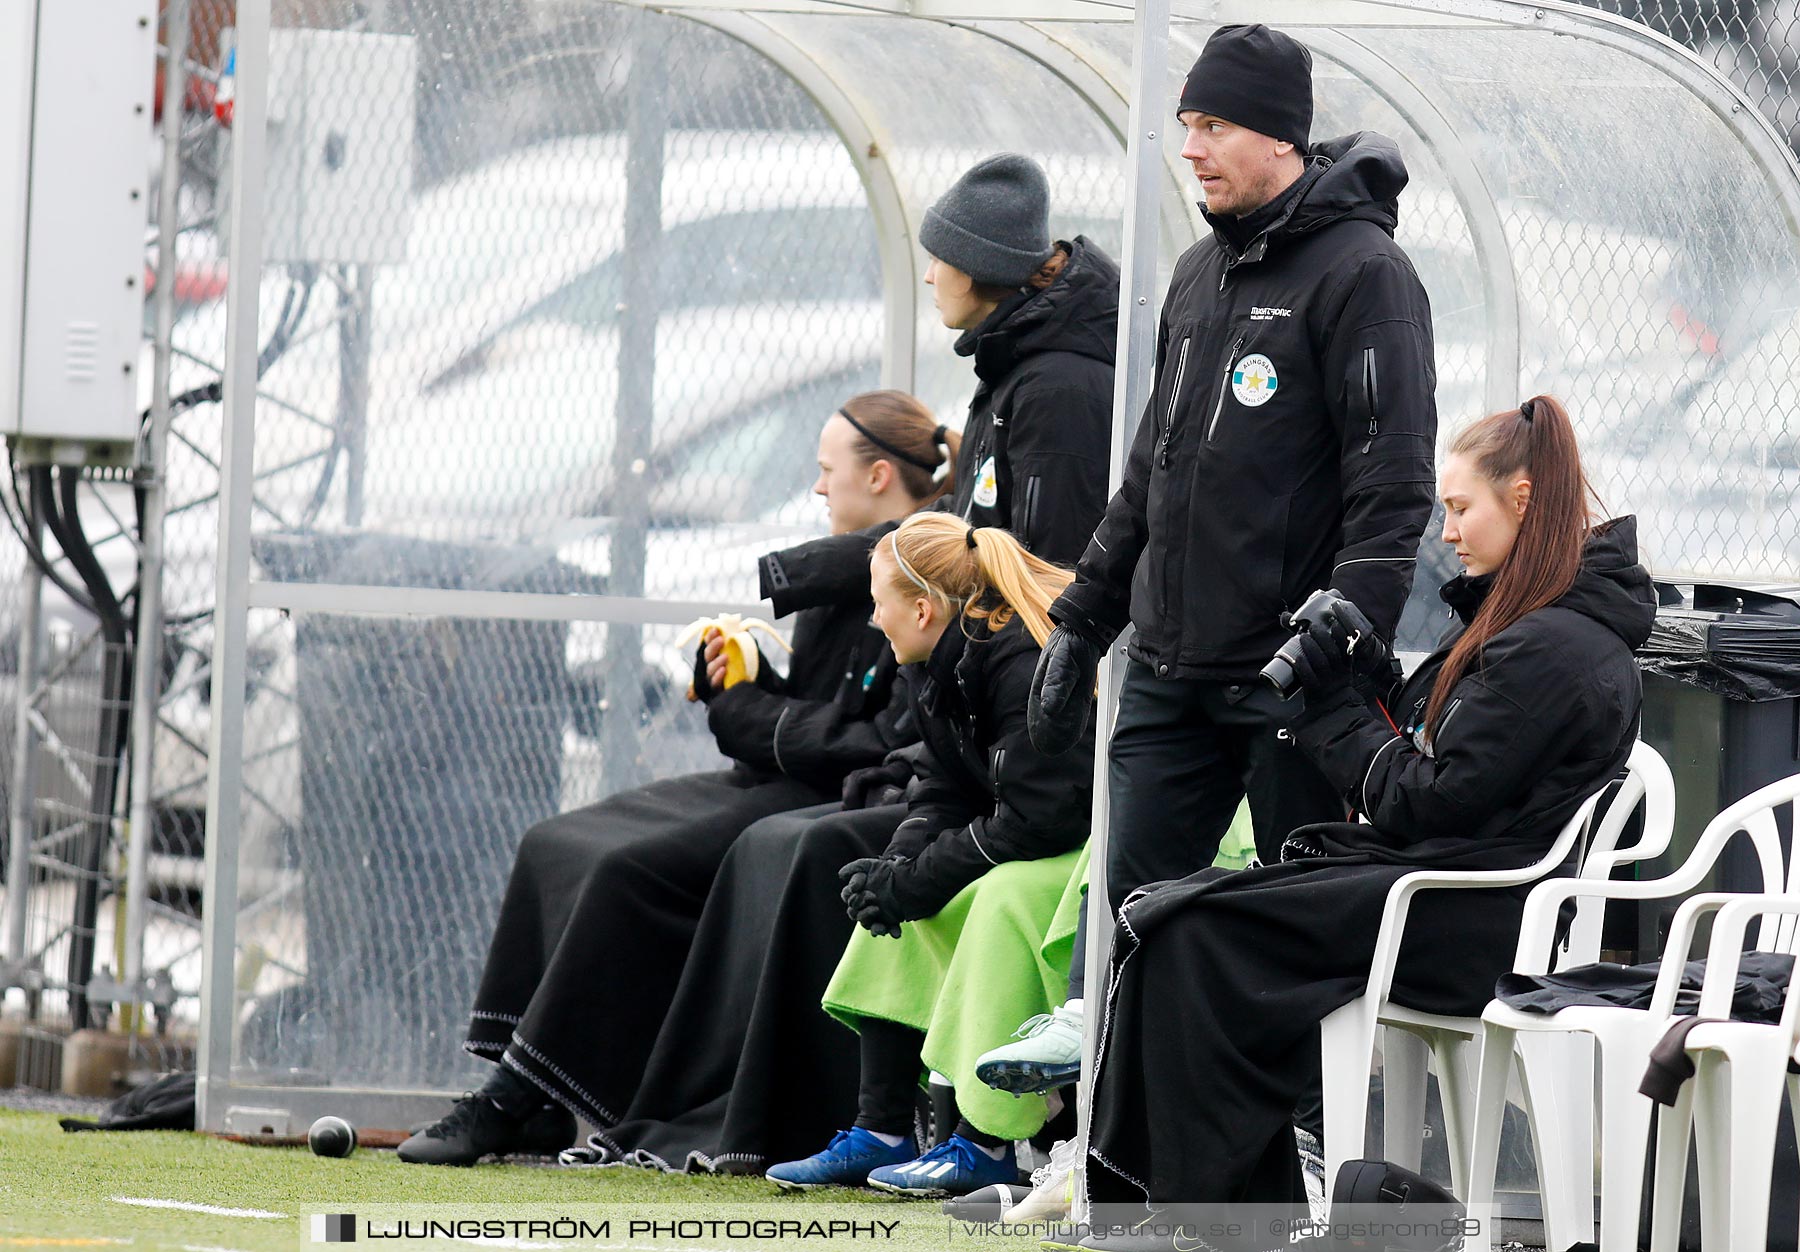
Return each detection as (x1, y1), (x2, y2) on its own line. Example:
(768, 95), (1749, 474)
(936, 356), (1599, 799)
(919, 154), (1055, 288)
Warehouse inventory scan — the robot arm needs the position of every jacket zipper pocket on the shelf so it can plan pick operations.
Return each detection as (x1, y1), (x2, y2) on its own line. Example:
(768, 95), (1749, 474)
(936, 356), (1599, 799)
(991, 747), (1006, 802)
(1017, 475), (1040, 538)
(1159, 338), (1191, 467)
(1360, 346), (1381, 453)
(1206, 334), (1246, 442)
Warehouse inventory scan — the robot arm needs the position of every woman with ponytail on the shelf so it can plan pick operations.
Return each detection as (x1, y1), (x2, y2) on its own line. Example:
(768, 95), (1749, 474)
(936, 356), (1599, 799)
(763, 512), (1096, 1196)
(1080, 396), (1656, 1220)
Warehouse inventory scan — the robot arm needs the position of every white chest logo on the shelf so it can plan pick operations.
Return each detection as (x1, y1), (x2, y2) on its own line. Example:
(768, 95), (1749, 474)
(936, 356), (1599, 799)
(971, 455), (999, 508)
(1231, 353), (1279, 407)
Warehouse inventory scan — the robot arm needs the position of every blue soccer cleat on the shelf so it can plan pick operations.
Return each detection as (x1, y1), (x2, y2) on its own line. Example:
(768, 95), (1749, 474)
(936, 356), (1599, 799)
(867, 1134), (1018, 1198)
(764, 1127), (916, 1190)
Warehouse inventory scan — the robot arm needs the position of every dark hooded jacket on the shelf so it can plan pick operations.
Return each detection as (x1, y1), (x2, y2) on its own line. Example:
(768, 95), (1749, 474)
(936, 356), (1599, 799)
(707, 600), (910, 793)
(1287, 517), (1657, 870)
(875, 616), (1095, 919)
(757, 237), (1119, 617)
(1053, 134), (1438, 680)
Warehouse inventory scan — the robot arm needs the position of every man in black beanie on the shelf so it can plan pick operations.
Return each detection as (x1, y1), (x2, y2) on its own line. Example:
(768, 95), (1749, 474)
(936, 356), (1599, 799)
(1013, 20), (1440, 1220)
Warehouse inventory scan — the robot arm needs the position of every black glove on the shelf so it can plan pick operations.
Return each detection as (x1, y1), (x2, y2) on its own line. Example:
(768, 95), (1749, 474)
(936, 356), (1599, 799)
(1321, 597), (1396, 691)
(1028, 625), (1102, 757)
(690, 639), (717, 704)
(1287, 619), (1355, 700)
(838, 858), (905, 938)
(842, 759), (911, 811)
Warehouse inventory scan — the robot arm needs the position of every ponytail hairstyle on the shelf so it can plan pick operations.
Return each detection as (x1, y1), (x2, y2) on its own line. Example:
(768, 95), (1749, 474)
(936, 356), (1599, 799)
(880, 512), (1073, 647)
(838, 390), (962, 507)
(1424, 394), (1598, 737)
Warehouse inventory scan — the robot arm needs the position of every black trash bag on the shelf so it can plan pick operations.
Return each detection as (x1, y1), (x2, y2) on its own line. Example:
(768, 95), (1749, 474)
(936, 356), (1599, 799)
(1637, 584), (1800, 701)
(58, 1070), (194, 1132)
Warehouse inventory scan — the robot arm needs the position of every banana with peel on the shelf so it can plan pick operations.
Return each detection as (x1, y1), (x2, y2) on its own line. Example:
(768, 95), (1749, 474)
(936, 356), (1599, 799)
(678, 613), (792, 698)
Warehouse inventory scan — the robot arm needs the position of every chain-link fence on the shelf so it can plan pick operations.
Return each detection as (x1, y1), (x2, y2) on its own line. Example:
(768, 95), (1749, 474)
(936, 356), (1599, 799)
(4, 0), (1800, 1104)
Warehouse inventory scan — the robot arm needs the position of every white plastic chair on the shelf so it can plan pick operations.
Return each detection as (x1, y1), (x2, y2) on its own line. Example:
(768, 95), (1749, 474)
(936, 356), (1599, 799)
(1466, 770), (1800, 1252)
(1320, 740), (1675, 1213)
(1643, 893), (1800, 1252)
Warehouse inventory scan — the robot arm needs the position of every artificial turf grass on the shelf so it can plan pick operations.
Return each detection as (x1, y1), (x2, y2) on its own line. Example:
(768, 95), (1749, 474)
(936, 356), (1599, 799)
(0, 1110), (1033, 1251)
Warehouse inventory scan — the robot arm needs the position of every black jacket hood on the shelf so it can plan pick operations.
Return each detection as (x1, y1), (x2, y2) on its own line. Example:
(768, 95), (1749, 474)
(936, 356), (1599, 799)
(1551, 516), (1657, 651)
(1286, 132), (1408, 239)
(1439, 516), (1656, 651)
(1204, 131), (1409, 253)
(957, 235), (1120, 384)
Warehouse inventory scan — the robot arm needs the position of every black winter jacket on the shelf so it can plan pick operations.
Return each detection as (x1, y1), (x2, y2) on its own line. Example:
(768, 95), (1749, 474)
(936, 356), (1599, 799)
(757, 237), (1119, 617)
(706, 599), (911, 793)
(877, 617), (1095, 920)
(1054, 134), (1438, 680)
(1289, 518), (1656, 871)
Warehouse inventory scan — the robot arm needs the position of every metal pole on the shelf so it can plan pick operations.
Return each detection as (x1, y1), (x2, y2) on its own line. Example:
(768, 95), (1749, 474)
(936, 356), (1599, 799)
(121, 0), (191, 1011)
(1072, 0), (1168, 1221)
(3, 524), (45, 983)
(599, 10), (667, 795)
(338, 264), (372, 528)
(197, 0), (271, 1132)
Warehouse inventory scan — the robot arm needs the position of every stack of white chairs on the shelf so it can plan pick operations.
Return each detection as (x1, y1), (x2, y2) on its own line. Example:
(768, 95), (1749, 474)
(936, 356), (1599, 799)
(1640, 890), (1800, 1250)
(1466, 771), (1800, 1251)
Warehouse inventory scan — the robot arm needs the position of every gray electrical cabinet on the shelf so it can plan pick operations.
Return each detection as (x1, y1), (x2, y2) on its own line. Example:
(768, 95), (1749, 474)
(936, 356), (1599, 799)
(0, 0), (158, 448)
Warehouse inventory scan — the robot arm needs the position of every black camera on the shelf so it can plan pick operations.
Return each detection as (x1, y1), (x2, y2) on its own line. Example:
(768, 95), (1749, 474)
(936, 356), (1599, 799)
(1261, 587), (1353, 698)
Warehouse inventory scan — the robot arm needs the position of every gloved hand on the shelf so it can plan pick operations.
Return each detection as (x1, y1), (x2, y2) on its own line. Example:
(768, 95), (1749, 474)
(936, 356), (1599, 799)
(838, 858), (906, 938)
(1286, 619), (1355, 700)
(1320, 597), (1395, 691)
(689, 636), (718, 703)
(842, 759), (911, 811)
(1028, 625), (1102, 757)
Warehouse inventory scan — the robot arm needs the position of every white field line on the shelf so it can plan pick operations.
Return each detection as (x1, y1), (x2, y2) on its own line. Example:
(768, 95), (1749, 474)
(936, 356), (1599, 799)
(183, 1245), (255, 1252)
(107, 1200), (285, 1221)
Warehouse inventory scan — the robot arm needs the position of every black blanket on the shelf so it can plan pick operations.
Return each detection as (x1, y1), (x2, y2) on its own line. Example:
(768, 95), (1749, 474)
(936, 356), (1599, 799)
(591, 802), (905, 1171)
(466, 769), (827, 1126)
(1088, 856), (1533, 1207)
(1496, 950), (1793, 1020)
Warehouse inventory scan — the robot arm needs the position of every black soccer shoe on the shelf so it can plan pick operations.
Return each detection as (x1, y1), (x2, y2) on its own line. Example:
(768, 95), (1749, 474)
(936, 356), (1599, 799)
(397, 1095), (575, 1166)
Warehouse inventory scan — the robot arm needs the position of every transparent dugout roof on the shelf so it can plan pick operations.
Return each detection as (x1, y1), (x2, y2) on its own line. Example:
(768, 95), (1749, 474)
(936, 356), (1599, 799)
(643, 0), (1800, 580)
(222, 0), (1800, 591)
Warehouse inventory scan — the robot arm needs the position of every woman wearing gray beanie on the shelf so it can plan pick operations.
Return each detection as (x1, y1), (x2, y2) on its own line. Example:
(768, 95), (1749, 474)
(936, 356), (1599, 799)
(757, 152), (1120, 616)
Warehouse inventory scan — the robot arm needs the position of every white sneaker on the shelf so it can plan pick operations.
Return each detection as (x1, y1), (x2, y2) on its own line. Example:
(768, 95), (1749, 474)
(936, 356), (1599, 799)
(975, 1002), (1085, 1094)
(1006, 1136), (1079, 1222)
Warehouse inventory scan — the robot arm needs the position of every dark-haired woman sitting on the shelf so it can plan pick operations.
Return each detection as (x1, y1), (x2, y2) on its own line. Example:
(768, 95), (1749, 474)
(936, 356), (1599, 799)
(1077, 396), (1655, 1239)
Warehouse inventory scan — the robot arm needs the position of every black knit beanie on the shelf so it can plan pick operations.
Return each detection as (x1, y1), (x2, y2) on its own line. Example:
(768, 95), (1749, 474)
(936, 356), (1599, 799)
(919, 153), (1055, 288)
(1178, 24), (1313, 150)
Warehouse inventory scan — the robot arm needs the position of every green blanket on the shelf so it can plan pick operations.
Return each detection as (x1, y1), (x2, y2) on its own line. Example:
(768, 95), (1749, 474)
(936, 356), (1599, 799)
(819, 800), (1251, 1140)
(822, 847), (1084, 1140)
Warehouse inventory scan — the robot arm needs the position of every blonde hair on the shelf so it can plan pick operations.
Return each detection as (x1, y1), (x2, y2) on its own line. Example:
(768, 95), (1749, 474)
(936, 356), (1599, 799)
(878, 513), (1073, 647)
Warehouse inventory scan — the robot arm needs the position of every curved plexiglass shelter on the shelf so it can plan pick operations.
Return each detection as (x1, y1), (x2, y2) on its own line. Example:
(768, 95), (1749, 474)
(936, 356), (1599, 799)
(196, 0), (1800, 1129)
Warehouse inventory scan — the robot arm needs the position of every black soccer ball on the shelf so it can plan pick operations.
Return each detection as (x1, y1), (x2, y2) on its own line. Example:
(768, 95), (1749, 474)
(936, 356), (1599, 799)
(308, 1115), (357, 1158)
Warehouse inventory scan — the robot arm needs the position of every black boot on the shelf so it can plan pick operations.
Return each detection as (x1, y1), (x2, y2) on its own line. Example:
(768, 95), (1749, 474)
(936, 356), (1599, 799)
(397, 1068), (576, 1166)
